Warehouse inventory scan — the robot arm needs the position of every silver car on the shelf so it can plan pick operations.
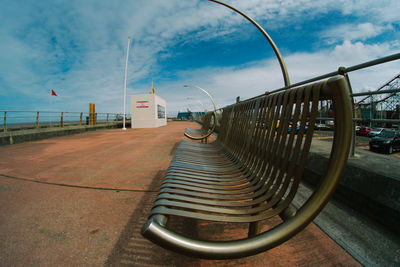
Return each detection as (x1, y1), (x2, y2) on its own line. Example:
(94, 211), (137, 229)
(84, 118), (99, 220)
(368, 128), (384, 137)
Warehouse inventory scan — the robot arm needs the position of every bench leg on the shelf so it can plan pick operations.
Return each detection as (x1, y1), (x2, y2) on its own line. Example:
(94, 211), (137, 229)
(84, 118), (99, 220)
(248, 205), (297, 237)
(248, 222), (262, 237)
(279, 205), (297, 221)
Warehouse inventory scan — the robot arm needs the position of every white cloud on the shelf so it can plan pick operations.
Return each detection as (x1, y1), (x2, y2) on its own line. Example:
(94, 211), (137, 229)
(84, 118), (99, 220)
(157, 40), (400, 115)
(331, 40), (392, 63)
(322, 23), (393, 44)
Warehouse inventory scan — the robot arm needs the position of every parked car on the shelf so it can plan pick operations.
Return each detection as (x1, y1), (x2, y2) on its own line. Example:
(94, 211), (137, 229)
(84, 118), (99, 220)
(369, 129), (400, 154)
(315, 123), (330, 130)
(367, 128), (384, 137)
(325, 120), (335, 129)
(356, 126), (372, 136)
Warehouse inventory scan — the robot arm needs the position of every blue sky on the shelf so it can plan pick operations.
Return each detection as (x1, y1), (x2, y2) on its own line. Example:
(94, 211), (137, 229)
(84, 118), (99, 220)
(0, 0), (399, 116)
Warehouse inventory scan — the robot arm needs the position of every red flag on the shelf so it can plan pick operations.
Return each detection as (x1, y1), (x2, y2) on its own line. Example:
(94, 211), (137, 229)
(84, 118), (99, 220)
(51, 89), (57, 96)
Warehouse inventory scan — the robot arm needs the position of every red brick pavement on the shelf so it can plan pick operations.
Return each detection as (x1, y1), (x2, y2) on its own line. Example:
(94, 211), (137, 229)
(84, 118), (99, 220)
(0, 121), (360, 266)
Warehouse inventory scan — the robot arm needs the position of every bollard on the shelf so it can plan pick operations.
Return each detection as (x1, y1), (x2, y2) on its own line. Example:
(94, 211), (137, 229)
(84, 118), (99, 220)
(3, 111), (7, 132)
(89, 103), (96, 125)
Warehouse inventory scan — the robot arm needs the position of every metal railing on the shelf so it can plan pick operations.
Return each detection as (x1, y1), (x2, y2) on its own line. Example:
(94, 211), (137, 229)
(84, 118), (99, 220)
(227, 52), (400, 156)
(1, 110), (128, 132)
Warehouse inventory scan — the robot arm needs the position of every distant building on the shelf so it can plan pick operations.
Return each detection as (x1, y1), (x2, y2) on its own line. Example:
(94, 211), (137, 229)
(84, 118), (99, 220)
(130, 94), (167, 128)
(177, 111), (205, 120)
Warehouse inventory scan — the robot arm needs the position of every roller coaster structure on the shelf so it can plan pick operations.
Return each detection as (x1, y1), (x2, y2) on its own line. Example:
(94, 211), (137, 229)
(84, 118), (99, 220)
(354, 73), (400, 126)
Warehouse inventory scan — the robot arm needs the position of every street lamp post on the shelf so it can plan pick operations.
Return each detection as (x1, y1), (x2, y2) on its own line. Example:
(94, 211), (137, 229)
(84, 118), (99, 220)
(187, 97), (208, 112)
(184, 85), (217, 112)
(122, 36), (131, 130)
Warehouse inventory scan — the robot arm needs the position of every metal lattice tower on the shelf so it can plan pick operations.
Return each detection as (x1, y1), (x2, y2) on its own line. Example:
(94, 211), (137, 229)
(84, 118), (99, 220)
(355, 73), (400, 118)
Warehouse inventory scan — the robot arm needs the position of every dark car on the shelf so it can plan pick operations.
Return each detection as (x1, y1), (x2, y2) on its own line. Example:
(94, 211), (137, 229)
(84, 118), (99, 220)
(369, 129), (400, 154)
(356, 126), (372, 136)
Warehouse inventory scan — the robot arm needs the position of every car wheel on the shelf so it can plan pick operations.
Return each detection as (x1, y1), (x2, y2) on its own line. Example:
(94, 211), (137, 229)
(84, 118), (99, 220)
(387, 146), (393, 154)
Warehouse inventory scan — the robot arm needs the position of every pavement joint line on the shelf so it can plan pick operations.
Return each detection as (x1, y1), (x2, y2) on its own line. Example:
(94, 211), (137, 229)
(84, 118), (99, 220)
(0, 173), (159, 193)
(313, 136), (334, 140)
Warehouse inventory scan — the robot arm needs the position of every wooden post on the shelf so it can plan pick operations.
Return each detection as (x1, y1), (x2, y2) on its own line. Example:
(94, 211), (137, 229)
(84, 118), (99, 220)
(80, 112), (83, 125)
(36, 111), (40, 128)
(61, 112), (64, 127)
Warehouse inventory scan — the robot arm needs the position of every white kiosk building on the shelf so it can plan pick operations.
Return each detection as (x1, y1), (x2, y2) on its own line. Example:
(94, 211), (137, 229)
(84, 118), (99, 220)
(130, 94), (167, 128)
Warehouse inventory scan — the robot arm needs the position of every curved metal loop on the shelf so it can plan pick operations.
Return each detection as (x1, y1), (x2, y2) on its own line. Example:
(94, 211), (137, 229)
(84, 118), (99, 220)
(208, 0), (290, 87)
(184, 112), (217, 141)
(183, 85), (217, 141)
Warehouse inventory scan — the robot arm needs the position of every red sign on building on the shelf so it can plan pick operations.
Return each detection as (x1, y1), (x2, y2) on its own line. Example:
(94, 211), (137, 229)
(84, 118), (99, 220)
(136, 101), (149, 108)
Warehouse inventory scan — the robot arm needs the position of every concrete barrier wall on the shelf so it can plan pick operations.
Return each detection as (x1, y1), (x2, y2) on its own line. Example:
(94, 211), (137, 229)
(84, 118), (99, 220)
(0, 122), (125, 146)
(304, 148), (400, 235)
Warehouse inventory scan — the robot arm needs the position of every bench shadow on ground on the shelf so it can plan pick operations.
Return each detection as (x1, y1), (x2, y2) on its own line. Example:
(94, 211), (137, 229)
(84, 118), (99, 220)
(104, 170), (257, 266)
(104, 170), (195, 266)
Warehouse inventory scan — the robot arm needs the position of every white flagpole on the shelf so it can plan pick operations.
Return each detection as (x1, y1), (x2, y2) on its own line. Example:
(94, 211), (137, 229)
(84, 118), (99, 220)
(122, 36), (131, 130)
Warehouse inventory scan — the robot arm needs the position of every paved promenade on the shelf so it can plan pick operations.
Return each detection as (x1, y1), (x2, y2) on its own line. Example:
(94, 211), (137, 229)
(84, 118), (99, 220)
(0, 121), (359, 266)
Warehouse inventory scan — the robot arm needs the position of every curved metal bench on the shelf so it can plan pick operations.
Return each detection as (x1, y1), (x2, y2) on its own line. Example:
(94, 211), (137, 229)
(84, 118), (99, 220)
(142, 76), (352, 259)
